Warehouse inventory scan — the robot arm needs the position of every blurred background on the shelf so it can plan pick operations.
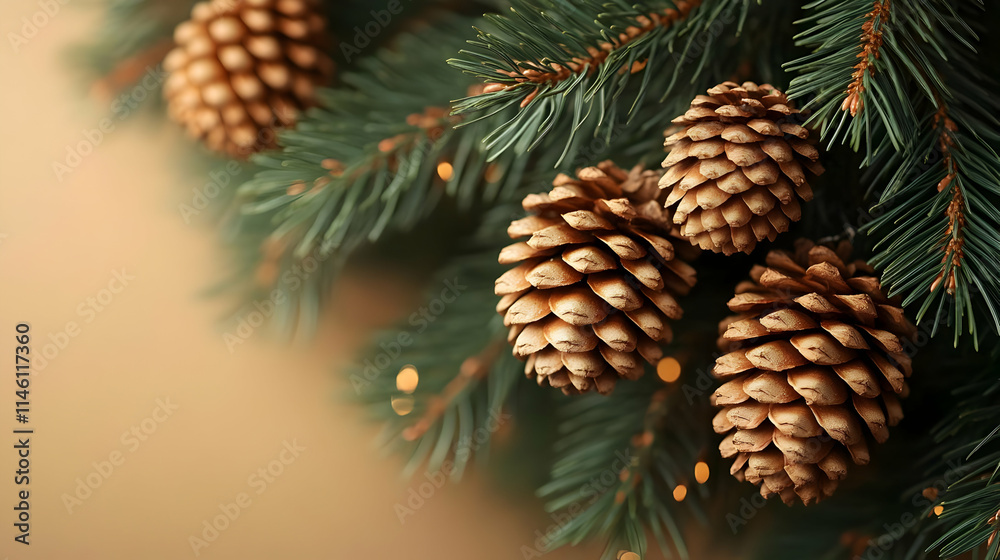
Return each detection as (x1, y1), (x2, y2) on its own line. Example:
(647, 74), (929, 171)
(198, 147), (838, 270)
(0, 2), (612, 558)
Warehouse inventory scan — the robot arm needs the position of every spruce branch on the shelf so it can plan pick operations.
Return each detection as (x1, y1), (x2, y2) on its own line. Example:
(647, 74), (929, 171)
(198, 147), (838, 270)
(537, 375), (706, 559)
(841, 0), (890, 118)
(902, 363), (1000, 560)
(449, 0), (750, 163)
(792, 0), (1000, 341)
(865, 18), (1000, 343)
(786, 0), (902, 150)
(399, 338), (505, 443)
(471, 2), (701, 105)
(354, 247), (523, 481)
(223, 22), (559, 335)
(928, 102), (964, 299)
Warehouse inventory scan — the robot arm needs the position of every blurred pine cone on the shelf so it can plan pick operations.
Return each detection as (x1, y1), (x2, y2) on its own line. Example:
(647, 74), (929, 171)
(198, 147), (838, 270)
(496, 161), (698, 395)
(660, 81), (824, 255)
(163, 0), (334, 158)
(713, 239), (917, 505)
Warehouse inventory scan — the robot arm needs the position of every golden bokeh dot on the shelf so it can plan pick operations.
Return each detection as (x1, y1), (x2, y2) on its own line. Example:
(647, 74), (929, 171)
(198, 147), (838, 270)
(396, 366), (419, 394)
(672, 484), (687, 502)
(694, 461), (710, 484)
(657, 357), (681, 383)
(437, 162), (454, 181)
(933, 505), (944, 516)
(391, 396), (414, 416)
(617, 552), (641, 560)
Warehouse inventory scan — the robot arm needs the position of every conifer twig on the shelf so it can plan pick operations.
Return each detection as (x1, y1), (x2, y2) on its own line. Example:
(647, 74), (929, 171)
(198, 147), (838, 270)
(930, 101), (964, 296)
(402, 338), (505, 442)
(474, 2), (701, 108)
(841, 0), (890, 116)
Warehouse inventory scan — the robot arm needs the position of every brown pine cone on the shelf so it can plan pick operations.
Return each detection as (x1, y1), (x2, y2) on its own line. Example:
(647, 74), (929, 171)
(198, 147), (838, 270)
(163, 0), (334, 158)
(496, 161), (698, 396)
(660, 82), (824, 255)
(712, 239), (917, 505)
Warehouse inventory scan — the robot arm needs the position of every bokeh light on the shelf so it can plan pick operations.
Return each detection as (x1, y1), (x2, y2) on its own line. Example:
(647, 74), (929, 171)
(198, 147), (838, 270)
(657, 357), (681, 383)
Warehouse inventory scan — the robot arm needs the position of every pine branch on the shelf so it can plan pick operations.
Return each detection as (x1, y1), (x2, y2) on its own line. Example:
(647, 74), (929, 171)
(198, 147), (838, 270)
(536, 374), (707, 559)
(792, 0), (1000, 341)
(841, 0), (890, 118)
(448, 0), (750, 163)
(863, 1), (1000, 343)
(223, 21), (553, 335)
(352, 244), (523, 481)
(786, 0), (920, 153)
(921, 368), (1000, 560)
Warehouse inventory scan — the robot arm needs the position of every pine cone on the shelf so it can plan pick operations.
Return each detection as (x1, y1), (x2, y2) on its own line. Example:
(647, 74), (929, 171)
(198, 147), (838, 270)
(163, 0), (334, 158)
(712, 239), (917, 505)
(496, 161), (698, 396)
(660, 82), (824, 255)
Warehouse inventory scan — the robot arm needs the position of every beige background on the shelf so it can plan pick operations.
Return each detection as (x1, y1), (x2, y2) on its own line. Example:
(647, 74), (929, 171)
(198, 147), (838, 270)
(0, 2), (617, 558)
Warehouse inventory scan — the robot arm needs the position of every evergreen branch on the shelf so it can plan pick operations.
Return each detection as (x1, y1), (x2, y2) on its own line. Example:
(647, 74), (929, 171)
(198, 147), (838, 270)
(352, 247), (523, 481)
(793, 0), (1000, 341)
(841, 0), (890, 118)
(864, 1), (1000, 342)
(223, 22), (551, 334)
(537, 376), (705, 559)
(471, 3), (700, 104)
(786, 0), (904, 150)
(448, 0), (749, 162)
(928, 103), (964, 299)
(400, 337), (506, 443)
(918, 366), (1000, 559)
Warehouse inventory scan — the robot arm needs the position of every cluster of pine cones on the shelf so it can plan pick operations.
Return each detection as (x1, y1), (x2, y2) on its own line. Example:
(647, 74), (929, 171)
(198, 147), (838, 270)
(494, 81), (916, 505)
(156, 3), (916, 506)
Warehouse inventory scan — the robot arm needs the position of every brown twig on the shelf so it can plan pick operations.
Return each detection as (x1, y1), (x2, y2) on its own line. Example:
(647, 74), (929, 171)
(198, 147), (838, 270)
(320, 91), (476, 184)
(476, 1), (701, 108)
(615, 387), (673, 504)
(842, 0), (891, 117)
(929, 100), (963, 296)
(401, 338), (506, 442)
(91, 39), (175, 101)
